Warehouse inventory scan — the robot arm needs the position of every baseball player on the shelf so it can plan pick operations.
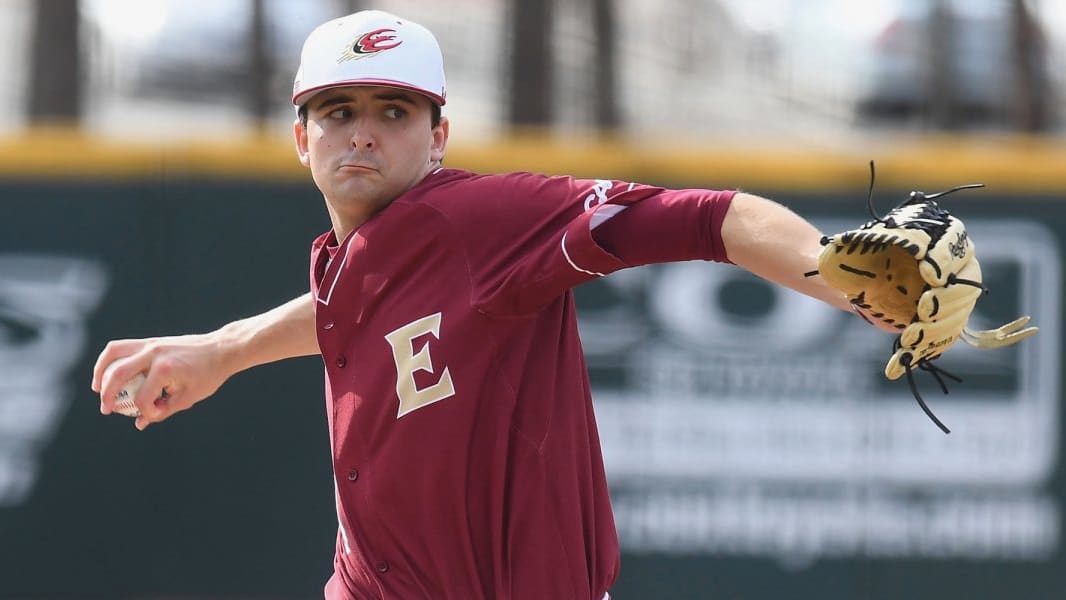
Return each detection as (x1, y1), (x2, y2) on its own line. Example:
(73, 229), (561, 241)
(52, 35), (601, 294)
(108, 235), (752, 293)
(92, 10), (882, 600)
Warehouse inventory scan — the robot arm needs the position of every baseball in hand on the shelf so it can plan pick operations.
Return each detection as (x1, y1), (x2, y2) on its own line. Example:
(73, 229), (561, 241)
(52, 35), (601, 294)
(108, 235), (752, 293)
(113, 372), (146, 418)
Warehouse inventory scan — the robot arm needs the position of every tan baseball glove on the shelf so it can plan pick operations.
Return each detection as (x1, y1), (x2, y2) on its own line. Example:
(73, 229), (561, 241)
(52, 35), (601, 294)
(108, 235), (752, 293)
(808, 163), (1038, 433)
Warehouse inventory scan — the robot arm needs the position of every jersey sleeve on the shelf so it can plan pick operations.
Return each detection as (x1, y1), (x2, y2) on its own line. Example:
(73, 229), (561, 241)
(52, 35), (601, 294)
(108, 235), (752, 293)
(443, 171), (735, 317)
(589, 187), (734, 267)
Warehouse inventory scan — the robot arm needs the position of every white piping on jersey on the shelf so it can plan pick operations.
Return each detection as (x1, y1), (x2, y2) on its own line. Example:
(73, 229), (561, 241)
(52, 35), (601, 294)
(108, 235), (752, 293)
(317, 239), (351, 306)
(561, 232), (605, 277)
(561, 202), (631, 277)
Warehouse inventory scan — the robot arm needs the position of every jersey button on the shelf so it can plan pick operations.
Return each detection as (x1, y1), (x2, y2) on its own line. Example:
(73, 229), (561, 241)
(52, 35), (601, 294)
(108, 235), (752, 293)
(375, 560), (389, 573)
(323, 321), (335, 330)
(346, 468), (359, 481)
(336, 355), (347, 368)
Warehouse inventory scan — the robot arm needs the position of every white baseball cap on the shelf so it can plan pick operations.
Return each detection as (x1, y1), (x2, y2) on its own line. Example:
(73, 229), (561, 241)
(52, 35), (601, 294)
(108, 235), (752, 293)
(292, 10), (447, 108)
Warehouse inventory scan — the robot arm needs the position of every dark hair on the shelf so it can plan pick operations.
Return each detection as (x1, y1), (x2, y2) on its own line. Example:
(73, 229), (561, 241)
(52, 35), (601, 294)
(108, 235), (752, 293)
(298, 101), (442, 129)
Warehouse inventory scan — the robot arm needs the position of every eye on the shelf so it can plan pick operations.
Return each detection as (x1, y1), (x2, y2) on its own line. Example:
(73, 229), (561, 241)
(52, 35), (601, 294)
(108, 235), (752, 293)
(384, 106), (407, 119)
(328, 107), (351, 120)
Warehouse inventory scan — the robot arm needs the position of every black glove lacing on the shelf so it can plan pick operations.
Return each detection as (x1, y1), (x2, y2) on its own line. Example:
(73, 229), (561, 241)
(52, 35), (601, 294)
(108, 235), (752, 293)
(893, 336), (962, 434)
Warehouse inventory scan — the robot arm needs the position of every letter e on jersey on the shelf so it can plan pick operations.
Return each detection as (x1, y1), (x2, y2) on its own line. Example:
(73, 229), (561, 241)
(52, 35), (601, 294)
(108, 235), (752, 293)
(384, 312), (455, 418)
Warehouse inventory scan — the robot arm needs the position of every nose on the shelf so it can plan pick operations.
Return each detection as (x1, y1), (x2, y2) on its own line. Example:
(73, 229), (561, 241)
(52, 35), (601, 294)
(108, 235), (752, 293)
(349, 117), (376, 151)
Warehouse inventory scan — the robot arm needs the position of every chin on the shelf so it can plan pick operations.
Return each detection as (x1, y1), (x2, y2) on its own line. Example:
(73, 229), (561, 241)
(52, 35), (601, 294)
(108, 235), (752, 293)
(332, 180), (380, 202)
(330, 184), (395, 214)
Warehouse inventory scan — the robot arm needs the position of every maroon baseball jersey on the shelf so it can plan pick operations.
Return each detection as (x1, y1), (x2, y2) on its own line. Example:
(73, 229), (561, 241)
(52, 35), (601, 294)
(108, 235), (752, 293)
(310, 168), (734, 599)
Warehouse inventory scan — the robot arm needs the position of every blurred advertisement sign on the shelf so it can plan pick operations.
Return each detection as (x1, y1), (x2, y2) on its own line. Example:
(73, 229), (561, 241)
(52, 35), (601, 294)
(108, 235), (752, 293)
(0, 256), (108, 507)
(590, 220), (1060, 564)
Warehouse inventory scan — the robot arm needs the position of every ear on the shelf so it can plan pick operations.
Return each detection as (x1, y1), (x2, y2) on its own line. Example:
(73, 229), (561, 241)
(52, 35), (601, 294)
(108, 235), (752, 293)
(430, 116), (449, 162)
(294, 119), (311, 168)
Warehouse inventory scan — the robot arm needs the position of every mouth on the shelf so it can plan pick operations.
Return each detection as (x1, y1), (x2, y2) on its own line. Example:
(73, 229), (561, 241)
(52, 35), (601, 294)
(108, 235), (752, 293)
(338, 164), (379, 174)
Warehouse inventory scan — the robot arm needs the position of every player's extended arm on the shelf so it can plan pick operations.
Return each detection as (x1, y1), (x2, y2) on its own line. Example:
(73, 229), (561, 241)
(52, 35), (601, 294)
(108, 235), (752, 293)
(92, 292), (319, 430)
(720, 192), (854, 313)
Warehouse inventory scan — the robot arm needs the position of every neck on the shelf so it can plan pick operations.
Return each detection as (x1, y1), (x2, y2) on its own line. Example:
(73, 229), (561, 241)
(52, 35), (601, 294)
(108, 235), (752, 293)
(328, 162), (442, 240)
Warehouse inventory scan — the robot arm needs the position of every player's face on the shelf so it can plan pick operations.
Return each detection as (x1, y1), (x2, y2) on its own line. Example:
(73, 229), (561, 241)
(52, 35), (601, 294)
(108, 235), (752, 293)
(295, 86), (448, 235)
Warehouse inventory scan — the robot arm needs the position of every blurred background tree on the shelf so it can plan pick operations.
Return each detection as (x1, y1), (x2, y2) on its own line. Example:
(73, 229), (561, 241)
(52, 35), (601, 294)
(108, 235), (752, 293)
(507, 0), (554, 129)
(248, 0), (272, 132)
(592, 0), (621, 131)
(1012, 0), (1050, 131)
(28, 0), (81, 126)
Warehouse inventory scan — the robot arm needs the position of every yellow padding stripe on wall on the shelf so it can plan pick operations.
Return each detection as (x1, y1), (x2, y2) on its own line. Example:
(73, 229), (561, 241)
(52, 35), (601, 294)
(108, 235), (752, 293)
(1, 129), (1064, 193)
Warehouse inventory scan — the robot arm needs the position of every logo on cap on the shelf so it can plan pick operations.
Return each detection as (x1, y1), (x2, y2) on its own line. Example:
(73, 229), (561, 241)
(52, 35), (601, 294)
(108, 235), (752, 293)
(339, 28), (403, 63)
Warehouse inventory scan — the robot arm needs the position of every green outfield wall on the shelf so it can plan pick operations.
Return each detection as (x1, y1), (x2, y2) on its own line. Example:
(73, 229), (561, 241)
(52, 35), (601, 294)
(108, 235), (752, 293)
(0, 136), (1062, 598)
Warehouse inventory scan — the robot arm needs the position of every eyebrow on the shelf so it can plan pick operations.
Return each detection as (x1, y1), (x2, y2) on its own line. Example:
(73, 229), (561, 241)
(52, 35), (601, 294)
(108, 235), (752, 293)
(372, 92), (418, 105)
(311, 90), (419, 112)
(312, 95), (352, 112)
